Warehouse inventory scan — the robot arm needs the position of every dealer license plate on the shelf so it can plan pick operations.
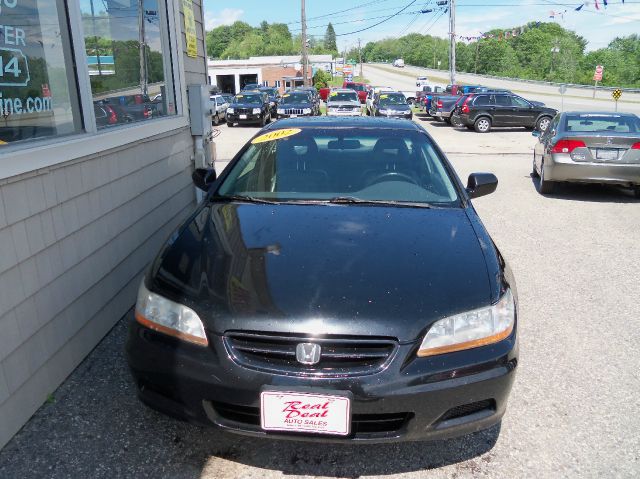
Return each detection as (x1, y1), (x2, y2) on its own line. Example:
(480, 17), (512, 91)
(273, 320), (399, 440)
(260, 391), (351, 435)
(290, 114), (297, 118)
(595, 149), (618, 160)
(239, 114), (247, 119)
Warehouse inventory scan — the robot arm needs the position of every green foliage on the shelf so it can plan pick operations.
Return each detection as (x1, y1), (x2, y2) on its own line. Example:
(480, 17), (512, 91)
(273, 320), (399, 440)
(324, 23), (337, 52)
(207, 21), (298, 59)
(313, 69), (332, 89)
(360, 23), (640, 87)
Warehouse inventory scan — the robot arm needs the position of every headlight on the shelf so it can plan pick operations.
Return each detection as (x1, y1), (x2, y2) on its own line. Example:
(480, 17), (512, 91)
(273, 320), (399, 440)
(303, 108), (311, 114)
(226, 108), (234, 114)
(404, 111), (412, 115)
(252, 108), (261, 114)
(277, 108), (285, 114)
(417, 289), (515, 357)
(135, 280), (208, 346)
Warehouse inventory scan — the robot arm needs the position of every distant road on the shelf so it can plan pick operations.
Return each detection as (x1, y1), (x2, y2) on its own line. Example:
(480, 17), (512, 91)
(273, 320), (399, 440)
(364, 64), (640, 115)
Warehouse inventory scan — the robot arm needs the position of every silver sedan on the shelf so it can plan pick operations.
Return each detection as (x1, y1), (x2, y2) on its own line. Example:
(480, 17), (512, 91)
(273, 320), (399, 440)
(532, 112), (640, 197)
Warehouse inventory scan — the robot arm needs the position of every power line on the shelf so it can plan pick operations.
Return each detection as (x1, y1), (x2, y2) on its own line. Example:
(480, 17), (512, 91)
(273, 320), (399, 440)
(336, 0), (421, 36)
(285, 0), (393, 25)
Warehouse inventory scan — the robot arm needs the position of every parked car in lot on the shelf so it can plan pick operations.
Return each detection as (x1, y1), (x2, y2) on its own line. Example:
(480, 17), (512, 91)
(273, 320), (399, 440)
(532, 112), (640, 196)
(365, 86), (394, 115)
(258, 87), (280, 117)
(416, 85), (446, 111)
(416, 76), (429, 88)
(371, 91), (413, 120)
(127, 116), (518, 443)
(241, 83), (260, 91)
(457, 93), (557, 133)
(342, 81), (369, 103)
(226, 92), (271, 127)
(296, 87), (322, 115)
(429, 95), (461, 123)
(276, 91), (316, 119)
(326, 89), (362, 116)
(209, 94), (229, 125)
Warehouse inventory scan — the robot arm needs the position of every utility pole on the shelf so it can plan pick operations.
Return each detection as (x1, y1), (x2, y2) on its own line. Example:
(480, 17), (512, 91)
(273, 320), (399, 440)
(139, 0), (147, 95)
(358, 38), (363, 78)
(301, 0), (309, 87)
(448, 0), (456, 85)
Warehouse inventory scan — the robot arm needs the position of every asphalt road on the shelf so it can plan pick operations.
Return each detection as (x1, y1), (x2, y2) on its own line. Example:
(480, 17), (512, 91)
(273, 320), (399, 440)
(1, 89), (639, 478)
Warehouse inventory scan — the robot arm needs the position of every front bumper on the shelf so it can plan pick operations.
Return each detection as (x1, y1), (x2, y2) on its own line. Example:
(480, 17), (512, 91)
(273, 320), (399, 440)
(276, 112), (313, 119)
(376, 112), (413, 120)
(227, 113), (262, 124)
(546, 154), (640, 186)
(126, 320), (518, 443)
(326, 110), (362, 117)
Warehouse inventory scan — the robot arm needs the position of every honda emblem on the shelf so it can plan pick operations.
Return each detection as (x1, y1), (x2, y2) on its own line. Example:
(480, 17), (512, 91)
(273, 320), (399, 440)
(296, 343), (321, 365)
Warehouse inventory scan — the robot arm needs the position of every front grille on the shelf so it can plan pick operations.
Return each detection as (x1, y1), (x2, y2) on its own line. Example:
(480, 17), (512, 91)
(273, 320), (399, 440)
(439, 399), (495, 422)
(284, 108), (305, 115)
(235, 108), (251, 115)
(224, 331), (397, 376)
(210, 401), (411, 435)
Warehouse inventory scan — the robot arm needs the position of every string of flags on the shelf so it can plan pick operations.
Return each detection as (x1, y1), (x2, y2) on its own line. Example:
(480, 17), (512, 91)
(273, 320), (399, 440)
(457, 1), (628, 42)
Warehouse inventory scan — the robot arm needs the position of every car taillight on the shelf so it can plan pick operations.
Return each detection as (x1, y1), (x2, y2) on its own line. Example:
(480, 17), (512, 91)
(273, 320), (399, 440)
(632, 142), (640, 149)
(461, 96), (472, 114)
(107, 107), (117, 124)
(551, 139), (586, 153)
(437, 100), (443, 109)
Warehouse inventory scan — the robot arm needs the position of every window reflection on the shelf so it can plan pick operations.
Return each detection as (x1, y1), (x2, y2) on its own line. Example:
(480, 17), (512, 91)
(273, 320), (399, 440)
(0, 0), (81, 145)
(81, 0), (175, 128)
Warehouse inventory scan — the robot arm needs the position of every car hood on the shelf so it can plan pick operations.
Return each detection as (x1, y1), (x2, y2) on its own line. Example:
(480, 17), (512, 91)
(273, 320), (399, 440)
(380, 104), (411, 111)
(530, 101), (545, 107)
(327, 101), (361, 108)
(150, 203), (493, 343)
(231, 102), (263, 109)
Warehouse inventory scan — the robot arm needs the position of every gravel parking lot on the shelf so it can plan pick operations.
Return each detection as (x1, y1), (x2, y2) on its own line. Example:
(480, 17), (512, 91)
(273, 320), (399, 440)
(1, 88), (639, 478)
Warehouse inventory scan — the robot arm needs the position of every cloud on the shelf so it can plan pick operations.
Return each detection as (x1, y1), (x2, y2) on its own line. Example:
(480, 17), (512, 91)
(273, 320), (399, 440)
(204, 8), (244, 30)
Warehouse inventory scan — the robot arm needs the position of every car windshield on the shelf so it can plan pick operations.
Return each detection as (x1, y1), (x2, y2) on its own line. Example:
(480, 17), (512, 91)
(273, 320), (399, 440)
(215, 128), (459, 206)
(280, 92), (310, 104)
(260, 88), (278, 96)
(233, 94), (262, 104)
(329, 92), (358, 102)
(564, 114), (640, 133)
(378, 94), (407, 106)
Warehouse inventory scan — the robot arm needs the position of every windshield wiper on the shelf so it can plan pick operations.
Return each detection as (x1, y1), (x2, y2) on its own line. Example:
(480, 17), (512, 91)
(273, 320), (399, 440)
(327, 196), (433, 208)
(211, 194), (279, 204)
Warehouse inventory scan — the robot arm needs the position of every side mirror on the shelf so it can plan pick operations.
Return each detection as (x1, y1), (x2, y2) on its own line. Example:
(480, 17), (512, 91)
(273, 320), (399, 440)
(192, 168), (217, 192)
(531, 130), (541, 137)
(466, 173), (498, 199)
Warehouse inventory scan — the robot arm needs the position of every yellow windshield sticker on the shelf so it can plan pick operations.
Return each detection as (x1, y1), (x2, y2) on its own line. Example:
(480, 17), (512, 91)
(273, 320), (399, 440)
(236, 95), (243, 98)
(380, 94), (388, 99)
(283, 94), (290, 97)
(251, 128), (302, 144)
(330, 92), (338, 97)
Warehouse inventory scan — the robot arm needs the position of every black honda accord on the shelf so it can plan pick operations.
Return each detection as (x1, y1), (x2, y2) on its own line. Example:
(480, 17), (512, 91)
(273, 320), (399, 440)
(127, 117), (518, 443)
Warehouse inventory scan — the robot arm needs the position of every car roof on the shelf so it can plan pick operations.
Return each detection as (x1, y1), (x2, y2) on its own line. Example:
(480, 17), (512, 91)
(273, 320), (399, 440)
(330, 89), (358, 94)
(263, 116), (423, 130)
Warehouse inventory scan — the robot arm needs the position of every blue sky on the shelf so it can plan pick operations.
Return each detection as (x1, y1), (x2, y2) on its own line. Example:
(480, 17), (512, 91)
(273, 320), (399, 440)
(202, 0), (640, 51)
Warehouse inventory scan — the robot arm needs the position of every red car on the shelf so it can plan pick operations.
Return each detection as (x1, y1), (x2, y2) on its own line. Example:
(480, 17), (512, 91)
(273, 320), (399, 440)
(342, 81), (369, 103)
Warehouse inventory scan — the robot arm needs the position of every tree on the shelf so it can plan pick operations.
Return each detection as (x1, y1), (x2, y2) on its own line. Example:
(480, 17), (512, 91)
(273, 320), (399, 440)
(324, 23), (337, 52)
(313, 69), (332, 89)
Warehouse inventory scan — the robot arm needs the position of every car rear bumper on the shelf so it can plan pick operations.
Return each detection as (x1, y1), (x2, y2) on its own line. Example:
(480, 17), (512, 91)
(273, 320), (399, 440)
(126, 320), (518, 443)
(546, 154), (640, 186)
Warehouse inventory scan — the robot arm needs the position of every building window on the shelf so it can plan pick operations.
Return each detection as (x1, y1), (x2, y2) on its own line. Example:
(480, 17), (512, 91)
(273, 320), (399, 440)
(274, 80), (281, 88)
(262, 80), (268, 87)
(0, 0), (83, 145)
(81, 0), (176, 129)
